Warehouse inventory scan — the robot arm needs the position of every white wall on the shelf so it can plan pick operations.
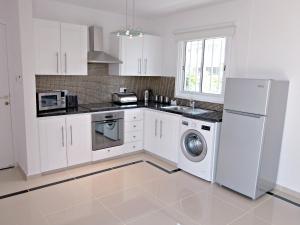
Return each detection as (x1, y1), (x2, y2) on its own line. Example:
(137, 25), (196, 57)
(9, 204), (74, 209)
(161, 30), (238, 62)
(158, 0), (300, 193)
(18, 0), (41, 175)
(32, 0), (161, 53)
(0, 0), (28, 172)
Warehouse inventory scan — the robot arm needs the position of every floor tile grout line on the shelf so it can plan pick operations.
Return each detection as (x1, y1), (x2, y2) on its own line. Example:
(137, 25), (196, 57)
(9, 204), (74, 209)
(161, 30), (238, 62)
(226, 193), (275, 225)
(0, 166), (15, 171)
(0, 159), (177, 200)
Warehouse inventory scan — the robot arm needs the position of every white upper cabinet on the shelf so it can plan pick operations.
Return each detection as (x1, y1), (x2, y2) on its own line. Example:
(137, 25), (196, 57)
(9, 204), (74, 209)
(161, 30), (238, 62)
(142, 35), (162, 76)
(123, 36), (144, 76)
(34, 19), (88, 76)
(109, 34), (162, 76)
(34, 19), (61, 75)
(61, 23), (88, 75)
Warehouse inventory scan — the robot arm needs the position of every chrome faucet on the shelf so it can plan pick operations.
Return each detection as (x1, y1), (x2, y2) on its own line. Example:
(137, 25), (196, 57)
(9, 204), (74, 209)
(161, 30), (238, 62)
(190, 99), (195, 110)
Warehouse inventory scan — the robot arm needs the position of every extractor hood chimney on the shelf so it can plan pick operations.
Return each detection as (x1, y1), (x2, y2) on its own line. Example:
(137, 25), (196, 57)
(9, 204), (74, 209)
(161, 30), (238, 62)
(88, 26), (122, 64)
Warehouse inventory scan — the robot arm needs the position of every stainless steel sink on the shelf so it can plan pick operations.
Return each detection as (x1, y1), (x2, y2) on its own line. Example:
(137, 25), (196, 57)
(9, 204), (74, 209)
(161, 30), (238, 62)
(161, 105), (211, 115)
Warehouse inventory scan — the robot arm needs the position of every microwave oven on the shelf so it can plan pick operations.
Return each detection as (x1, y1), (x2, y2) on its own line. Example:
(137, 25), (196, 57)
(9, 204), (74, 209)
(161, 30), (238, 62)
(37, 90), (68, 112)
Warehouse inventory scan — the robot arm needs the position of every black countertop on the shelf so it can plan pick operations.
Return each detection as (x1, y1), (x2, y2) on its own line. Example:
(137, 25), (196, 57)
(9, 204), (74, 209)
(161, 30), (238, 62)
(37, 101), (223, 123)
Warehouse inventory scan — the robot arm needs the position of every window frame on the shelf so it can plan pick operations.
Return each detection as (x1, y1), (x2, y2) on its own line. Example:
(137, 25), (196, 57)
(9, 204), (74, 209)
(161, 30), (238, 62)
(175, 35), (232, 104)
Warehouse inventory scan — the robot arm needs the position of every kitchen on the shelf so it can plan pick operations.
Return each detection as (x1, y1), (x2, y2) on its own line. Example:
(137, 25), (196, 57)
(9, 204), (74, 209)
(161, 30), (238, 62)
(0, 0), (300, 224)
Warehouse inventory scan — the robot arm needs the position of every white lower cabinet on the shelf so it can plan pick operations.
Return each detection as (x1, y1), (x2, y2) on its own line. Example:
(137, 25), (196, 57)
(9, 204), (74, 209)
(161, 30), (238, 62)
(66, 115), (91, 166)
(38, 114), (91, 172)
(39, 108), (180, 172)
(39, 117), (68, 172)
(143, 109), (180, 163)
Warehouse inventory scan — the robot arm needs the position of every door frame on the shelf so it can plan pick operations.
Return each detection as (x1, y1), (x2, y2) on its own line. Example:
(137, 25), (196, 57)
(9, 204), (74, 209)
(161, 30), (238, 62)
(0, 20), (16, 168)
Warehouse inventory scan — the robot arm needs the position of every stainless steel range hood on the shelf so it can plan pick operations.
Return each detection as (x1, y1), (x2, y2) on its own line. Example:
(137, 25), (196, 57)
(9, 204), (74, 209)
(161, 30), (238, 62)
(88, 26), (122, 64)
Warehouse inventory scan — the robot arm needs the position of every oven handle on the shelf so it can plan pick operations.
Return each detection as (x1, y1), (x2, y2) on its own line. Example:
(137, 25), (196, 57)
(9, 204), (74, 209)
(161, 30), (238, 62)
(93, 119), (119, 124)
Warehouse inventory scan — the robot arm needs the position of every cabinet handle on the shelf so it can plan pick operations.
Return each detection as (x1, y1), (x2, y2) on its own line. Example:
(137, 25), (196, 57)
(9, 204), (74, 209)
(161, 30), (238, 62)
(61, 126), (65, 147)
(144, 58), (147, 74)
(64, 53), (67, 74)
(70, 125), (73, 146)
(160, 120), (163, 139)
(56, 52), (59, 73)
(155, 119), (158, 137)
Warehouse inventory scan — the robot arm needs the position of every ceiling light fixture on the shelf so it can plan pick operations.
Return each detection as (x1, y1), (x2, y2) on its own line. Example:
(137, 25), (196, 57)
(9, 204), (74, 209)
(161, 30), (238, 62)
(115, 0), (143, 38)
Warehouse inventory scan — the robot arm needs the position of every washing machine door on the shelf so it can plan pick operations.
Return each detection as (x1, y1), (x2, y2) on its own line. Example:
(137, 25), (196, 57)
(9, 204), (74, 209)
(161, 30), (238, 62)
(181, 129), (207, 162)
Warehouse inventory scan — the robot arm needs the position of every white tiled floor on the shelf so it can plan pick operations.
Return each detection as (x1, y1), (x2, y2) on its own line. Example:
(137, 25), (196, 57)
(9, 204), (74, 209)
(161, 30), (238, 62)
(0, 152), (299, 225)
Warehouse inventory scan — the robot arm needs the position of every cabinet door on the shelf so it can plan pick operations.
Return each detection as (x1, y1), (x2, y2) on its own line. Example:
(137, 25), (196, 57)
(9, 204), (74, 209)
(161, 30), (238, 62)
(160, 113), (180, 163)
(143, 110), (159, 155)
(66, 115), (92, 166)
(38, 117), (67, 172)
(61, 23), (88, 75)
(122, 36), (143, 76)
(142, 35), (162, 76)
(34, 19), (61, 75)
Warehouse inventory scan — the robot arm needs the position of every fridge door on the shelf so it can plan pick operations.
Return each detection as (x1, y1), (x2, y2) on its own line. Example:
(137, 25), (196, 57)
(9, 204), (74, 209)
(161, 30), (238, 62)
(216, 109), (266, 199)
(224, 78), (271, 115)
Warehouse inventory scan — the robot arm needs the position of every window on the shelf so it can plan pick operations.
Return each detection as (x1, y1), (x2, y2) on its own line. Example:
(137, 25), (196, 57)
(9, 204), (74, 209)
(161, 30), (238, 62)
(176, 36), (229, 103)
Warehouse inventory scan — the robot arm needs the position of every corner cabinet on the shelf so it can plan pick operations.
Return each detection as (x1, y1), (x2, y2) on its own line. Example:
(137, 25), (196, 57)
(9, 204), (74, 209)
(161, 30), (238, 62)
(38, 114), (91, 172)
(109, 34), (162, 76)
(143, 109), (180, 163)
(34, 19), (88, 76)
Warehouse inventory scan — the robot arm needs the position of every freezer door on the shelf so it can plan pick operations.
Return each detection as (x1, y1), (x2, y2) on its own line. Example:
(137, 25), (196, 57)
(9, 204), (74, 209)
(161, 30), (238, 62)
(224, 78), (271, 115)
(216, 110), (266, 199)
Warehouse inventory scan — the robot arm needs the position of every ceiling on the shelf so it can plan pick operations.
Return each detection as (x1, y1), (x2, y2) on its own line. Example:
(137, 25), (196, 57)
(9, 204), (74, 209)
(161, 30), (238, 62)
(48, 0), (231, 18)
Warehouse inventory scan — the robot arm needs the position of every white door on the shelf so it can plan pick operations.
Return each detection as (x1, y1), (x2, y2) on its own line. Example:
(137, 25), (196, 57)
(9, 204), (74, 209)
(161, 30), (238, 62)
(143, 110), (159, 155)
(66, 115), (91, 166)
(0, 23), (14, 169)
(160, 113), (180, 163)
(61, 23), (88, 75)
(34, 19), (61, 75)
(38, 117), (68, 172)
(142, 35), (162, 76)
(123, 36), (143, 76)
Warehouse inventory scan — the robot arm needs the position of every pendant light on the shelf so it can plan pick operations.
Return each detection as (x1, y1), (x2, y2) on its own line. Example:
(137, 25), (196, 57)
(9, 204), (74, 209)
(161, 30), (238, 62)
(115, 0), (143, 38)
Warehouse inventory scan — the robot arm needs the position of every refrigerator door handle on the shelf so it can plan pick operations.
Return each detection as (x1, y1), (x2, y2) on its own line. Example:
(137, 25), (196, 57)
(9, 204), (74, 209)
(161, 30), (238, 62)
(225, 109), (264, 118)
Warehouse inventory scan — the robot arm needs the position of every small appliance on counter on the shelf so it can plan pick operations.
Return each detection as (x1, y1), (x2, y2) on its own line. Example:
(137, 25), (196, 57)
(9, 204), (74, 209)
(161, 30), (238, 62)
(144, 89), (152, 103)
(36, 90), (68, 112)
(112, 92), (137, 104)
(66, 95), (78, 108)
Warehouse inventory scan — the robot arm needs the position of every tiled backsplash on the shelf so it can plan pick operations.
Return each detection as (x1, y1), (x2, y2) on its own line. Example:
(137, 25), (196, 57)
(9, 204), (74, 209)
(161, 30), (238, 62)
(36, 64), (223, 111)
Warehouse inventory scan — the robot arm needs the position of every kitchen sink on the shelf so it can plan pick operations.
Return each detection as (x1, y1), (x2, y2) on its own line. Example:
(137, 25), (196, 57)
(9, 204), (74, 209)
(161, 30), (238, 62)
(161, 105), (211, 115)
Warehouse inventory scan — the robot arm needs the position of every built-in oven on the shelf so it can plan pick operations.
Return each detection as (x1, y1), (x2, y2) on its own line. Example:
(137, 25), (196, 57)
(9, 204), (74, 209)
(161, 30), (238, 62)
(37, 90), (68, 112)
(92, 111), (124, 151)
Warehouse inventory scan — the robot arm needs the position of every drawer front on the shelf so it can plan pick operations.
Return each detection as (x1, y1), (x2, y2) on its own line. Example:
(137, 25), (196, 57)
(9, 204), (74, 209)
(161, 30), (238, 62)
(92, 145), (124, 161)
(125, 130), (143, 143)
(125, 120), (143, 132)
(124, 141), (143, 154)
(125, 109), (143, 122)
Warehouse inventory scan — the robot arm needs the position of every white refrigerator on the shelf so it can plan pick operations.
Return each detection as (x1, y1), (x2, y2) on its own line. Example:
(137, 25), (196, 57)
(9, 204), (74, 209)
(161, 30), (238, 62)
(216, 78), (289, 199)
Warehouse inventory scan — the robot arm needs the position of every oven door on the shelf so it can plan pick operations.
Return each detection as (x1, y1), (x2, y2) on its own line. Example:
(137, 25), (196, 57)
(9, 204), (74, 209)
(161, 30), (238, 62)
(92, 119), (124, 151)
(38, 92), (62, 111)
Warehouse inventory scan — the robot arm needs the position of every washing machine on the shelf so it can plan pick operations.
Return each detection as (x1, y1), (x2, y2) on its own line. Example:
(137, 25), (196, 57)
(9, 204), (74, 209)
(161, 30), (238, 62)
(178, 117), (221, 182)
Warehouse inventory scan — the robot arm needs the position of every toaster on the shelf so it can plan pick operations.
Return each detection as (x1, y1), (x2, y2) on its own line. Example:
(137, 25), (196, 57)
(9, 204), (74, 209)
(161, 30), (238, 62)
(112, 92), (138, 104)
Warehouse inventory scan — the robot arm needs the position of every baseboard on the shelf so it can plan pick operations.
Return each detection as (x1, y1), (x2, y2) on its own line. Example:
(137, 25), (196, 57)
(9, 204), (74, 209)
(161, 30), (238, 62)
(274, 184), (300, 199)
